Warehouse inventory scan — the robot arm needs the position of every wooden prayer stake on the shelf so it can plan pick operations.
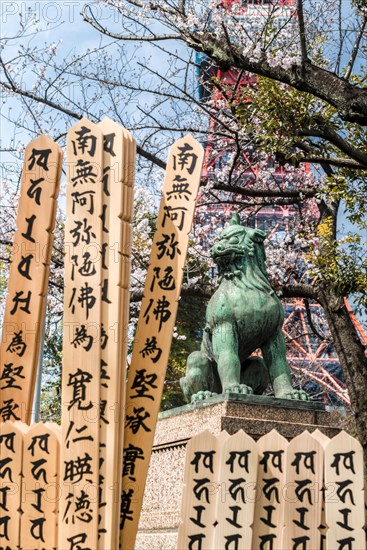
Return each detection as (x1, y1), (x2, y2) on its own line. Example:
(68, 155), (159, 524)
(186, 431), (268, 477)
(59, 118), (103, 550)
(312, 429), (330, 549)
(0, 421), (26, 548)
(120, 135), (204, 549)
(252, 429), (288, 550)
(45, 421), (62, 547)
(21, 422), (60, 549)
(324, 431), (365, 549)
(281, 430), (324, 550)
(0, 135), (62, 424)
(311, 428), (330, 448)
(97, 117), (135, 549)
(177, 430), (222, 550)
(116, 129), (136, 546)
(214, 430), (258, 550)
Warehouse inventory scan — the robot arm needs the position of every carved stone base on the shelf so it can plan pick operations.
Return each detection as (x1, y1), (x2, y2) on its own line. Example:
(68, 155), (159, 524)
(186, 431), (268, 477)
(136, 394), (341, 549)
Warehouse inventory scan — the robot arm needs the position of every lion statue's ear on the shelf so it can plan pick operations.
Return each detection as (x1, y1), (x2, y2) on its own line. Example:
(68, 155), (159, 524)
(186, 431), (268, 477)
(228, 213), (241, 226)
(251, 229), (267, 242)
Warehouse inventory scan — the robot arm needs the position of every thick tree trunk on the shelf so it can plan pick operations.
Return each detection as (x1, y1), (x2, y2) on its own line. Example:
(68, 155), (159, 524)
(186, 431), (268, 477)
(317, 288), (367, 461)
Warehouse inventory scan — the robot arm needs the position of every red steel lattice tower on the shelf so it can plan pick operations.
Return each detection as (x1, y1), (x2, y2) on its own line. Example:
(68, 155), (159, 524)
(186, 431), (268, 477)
(194, 0), (367, 406)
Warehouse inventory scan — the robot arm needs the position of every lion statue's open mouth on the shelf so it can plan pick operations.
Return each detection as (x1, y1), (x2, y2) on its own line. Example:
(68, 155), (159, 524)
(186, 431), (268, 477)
(180, 212), (309, 403)
(212, 246), (247, 275)
(213, 247), (245, 259)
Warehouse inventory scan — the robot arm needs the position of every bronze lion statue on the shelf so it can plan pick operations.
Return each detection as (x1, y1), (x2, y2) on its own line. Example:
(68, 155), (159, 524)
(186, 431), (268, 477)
(180, 213), (309, 402)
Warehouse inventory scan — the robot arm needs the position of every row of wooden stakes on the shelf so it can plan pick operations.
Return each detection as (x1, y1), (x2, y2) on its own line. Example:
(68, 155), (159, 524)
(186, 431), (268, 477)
(0, 421), (61, 548)
(178, 428), (366, 550)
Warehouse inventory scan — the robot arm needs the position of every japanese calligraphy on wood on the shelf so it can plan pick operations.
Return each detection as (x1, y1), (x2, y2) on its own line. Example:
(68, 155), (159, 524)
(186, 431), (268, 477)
(97, 117), (135, 549)
(0, 135), (62, 424)
(0, 421), (24, 548)
(0, 421), (60, 549)
(252, 429), (288, 549)
(120, 135), (204, 549)
(21, 422), (60, 549)
(60, 118), (103, 550)
(177, 430), (222, 550)
(282, 431), (324, 549)
(179, 429), (365, 550)
(324, 431), (365, 550)
(312, 429), (330, 549)
(214, 430), (258, 549)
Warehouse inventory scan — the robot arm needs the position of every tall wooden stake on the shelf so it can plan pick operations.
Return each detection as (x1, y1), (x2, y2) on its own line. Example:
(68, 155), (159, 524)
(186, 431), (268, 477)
(0, 135), (62, 424)
(282, 431), (324, 549)
(97, 117), (135, 548)
(312, 429), (330, 549)
(324, 431), (365, 549)
(177, 430), (222, 549)
(120, 135), (204, 549)
(252, 429), (288, 549)
(0, 421), (25, 547)
(60, 118), (103, 549)
(215, 430), (258, 549)
(21, 422), (61, 548)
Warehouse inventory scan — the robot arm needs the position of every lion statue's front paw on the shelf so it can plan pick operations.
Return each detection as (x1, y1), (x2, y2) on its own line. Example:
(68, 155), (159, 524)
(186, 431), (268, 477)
(191, 390), (217, 403)
(224, 383), (254, 395)
(278, 389), (309, 401)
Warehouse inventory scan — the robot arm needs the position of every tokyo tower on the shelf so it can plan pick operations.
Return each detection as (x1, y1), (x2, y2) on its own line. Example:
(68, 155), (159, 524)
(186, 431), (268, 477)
(193, 0), (367, 407)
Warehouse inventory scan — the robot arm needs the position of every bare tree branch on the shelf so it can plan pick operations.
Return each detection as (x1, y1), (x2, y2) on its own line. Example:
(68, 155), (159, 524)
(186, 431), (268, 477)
(212, 183), (316, 200)
(297, 118), (367, 167)
(300, 156), (365, 170)
(81, 4), (179, 41)
(305, 298), (326, 341)
(345, 15), (367, 81)
(0, 79), (83, 120)
(0, 80), (167, 169)
(137, 61), (237, 135)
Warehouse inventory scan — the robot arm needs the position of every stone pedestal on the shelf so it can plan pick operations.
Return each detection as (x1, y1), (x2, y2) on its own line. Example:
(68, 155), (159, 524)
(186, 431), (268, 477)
(136, 394), (341, 550)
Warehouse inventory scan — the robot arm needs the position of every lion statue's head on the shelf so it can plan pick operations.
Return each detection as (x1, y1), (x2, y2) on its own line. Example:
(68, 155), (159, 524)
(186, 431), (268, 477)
(210, 213), (274, 296)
